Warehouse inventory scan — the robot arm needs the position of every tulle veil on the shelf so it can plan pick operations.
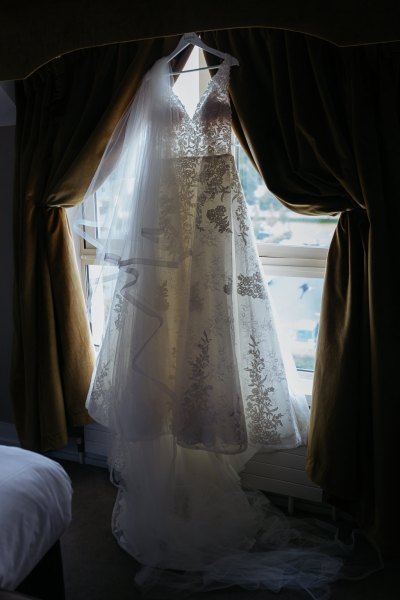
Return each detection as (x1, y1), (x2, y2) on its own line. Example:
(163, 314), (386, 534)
(72, 48), (383, 599)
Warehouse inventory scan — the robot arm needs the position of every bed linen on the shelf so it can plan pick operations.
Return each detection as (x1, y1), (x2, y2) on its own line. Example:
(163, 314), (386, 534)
(0, 445), (72, 590)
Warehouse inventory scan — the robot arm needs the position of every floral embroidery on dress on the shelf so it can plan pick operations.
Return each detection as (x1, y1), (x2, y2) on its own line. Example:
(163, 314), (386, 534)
(195, 158), (231, 231)
(168, 346), (177, 384)
(237, 271), (267, 299)
(180, 331), (216, 442)
(245, 336), (283, 444)
(230, 394), (247, 448)
(159, 157), (199, 254)
(195, 191), (208, 231)
(114, 293), (128, 331)
(206, 204), (232, 234)
(90, 361), (111, 425)
(235, 193), (250, 245)
(189, 281), (204, 312)
(201, 161), (230, 205)
(184, 331), (212, 406)
(223, 277), (232, 295)
(158, 191), (180, 256)
(91, 362), (110, 401)
(154, 281), (169, 311)
(198, 157), (230, 196)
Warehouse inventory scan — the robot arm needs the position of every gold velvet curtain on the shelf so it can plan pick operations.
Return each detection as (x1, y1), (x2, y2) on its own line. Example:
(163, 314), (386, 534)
(203, 29), (400, 557)
(12, 36), (181, 452)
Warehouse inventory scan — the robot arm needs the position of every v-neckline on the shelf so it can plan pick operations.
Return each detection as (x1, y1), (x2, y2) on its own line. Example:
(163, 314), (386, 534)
(170, 59), (229, 124)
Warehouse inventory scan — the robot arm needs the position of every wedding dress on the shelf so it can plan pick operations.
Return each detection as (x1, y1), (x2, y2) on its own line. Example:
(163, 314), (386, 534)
(74, 46), (382, 599)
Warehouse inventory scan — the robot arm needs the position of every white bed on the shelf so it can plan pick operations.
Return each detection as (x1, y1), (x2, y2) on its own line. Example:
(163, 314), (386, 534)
(0, 445), (72, 592)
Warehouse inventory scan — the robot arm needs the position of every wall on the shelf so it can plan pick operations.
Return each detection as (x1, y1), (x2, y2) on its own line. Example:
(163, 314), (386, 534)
(0, 125), (15, 422)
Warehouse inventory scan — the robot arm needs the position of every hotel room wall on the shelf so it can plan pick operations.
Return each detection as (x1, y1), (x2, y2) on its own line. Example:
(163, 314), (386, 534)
(0, 125), (15, 423)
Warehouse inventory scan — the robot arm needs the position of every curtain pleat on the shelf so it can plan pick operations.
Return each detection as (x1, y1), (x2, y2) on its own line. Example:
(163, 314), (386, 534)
(203, 29), (400, 557)
(12, 37), (182, 452)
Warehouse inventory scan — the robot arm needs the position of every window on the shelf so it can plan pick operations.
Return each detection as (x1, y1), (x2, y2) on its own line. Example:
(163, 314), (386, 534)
(73, 47), (338, 399)
(71, 185), (119, 348)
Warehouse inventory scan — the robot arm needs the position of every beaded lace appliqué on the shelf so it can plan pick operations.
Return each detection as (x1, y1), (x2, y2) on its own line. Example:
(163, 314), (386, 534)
(245, 336), (283, 445)
(169, 61), (232, 159)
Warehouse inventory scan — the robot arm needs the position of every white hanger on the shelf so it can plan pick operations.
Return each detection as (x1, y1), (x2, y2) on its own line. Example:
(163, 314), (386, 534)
(167, 32), (239, 74)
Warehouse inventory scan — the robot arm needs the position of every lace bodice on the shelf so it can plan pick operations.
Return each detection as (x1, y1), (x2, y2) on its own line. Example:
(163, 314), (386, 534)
(169, 59), (233, 158)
